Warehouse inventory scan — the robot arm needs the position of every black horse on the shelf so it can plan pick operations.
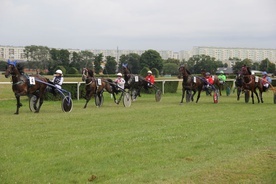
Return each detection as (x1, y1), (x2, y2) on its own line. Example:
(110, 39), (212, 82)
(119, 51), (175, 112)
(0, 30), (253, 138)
(121, 63), (148, 100)
(5, 60), (48, 114)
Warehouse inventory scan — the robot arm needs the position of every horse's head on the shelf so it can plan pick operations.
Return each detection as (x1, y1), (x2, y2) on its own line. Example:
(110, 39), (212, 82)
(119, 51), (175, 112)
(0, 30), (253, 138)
(241, 66), (250, 75)
(178, 65), (190, 79)
(5, 60), (18, 78)
(82, 68), (94, 81)
(82, 68), (88, 81)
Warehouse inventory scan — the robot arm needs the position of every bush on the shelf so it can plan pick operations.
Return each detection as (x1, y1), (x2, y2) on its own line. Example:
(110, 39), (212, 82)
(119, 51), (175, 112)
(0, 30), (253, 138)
(151, 68), (159, 78)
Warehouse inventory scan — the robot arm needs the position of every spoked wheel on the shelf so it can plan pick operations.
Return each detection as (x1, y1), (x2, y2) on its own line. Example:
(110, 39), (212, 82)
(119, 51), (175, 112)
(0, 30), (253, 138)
(123, 92), (132, 107)
(186, 90), (192, 102)
(213, 90), (219, 103)
(29, 95), (40, 112)
(245, 90), (250, 103)
(95, 93), (104, 107)
(61, 96), (73, 112)
(155, 89), (162, 102)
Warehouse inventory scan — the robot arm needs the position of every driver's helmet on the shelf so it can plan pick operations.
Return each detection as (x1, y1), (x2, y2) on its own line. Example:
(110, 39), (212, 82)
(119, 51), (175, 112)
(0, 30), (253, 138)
(117, 73), (122, 77)
(220, 71), (224, 74)
(206, 72), (210, 76)
(147, 70), (152, 74)
(55, 69), (63, 75)
(262, 71), (267, 76)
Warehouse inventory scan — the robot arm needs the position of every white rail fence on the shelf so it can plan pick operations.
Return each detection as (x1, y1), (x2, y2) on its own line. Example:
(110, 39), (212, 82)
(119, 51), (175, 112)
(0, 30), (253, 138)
(1, 79), (237, 100)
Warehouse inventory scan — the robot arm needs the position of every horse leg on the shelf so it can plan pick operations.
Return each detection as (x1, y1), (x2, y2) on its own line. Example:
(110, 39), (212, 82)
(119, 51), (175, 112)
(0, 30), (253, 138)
(15, 94), (22, 114)
(35, 97), (43, 113)
(253, 89), (260, 103)
(259, 90), (263, 103)
(196, 90), (201, 103)
(237, 88), (241, 101)
(180, 87), (185, 104)
(191, 90), (196, 102)
(84, 91), (92, 108)
(251, 90), (255, 104)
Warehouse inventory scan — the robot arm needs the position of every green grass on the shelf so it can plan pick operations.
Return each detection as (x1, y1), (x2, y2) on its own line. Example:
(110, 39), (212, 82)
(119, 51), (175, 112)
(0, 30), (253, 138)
(0, 82), (275, 183)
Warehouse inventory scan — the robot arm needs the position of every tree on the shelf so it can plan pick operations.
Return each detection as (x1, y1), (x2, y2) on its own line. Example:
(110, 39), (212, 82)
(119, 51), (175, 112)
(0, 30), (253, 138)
(187, 55), (223, 74)
(104, 56), (117, 74)
(164, 58), (180, 65)
(140, 50), (163, 72)
(118, 53), (141, 74)
(94, 53), (103, 74)
(80, 50), (94, 69)
(163, 63), (179, 75)
(232, 58), (253, 73)
(259, 58), (275, 73)
(24, 45), (50, 70)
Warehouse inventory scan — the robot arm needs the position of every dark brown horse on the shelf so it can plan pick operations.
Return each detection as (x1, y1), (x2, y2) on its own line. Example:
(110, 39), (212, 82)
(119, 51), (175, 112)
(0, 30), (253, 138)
(82, 68), (116, 108)
(241, 67), (264, 104)
(178, 66), (205, 103)
(121, 63), (147, 100)
(4, 60), (48, 114)
(234, 73), (243, 101)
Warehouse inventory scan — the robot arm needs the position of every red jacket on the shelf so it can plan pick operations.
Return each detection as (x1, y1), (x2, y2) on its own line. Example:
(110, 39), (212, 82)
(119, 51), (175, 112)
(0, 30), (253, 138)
(205, 76), (214, 85)
(145, 75), (155, 84)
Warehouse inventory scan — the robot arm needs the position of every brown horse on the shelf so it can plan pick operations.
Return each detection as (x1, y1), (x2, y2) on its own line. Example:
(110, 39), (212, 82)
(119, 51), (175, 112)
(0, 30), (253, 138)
(241, 67), (264, 104)
(5, 60), (48, 114)
(201, 70), (222, 96)
(178, 66), (205, 103)
(82, 68), (116, 108)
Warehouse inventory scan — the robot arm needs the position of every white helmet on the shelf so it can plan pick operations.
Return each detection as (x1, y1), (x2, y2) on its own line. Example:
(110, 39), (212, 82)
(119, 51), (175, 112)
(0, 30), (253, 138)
(147, 70), (152, 74)
(55, 69), (63, 75)
(117, 72), (122, 76)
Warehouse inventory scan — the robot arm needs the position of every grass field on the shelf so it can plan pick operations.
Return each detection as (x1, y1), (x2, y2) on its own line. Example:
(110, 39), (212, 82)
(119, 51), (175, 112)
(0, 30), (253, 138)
(0, 80), (275, 183)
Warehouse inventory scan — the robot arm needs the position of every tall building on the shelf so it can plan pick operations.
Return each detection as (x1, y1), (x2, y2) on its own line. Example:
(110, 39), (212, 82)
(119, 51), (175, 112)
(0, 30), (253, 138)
(192, 46), (276, 63)
(1, 45), (276, 63)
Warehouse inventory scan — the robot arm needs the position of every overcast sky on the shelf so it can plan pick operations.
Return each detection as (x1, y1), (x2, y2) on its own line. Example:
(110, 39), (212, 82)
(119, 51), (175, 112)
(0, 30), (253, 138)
(1, 0), (276, 51)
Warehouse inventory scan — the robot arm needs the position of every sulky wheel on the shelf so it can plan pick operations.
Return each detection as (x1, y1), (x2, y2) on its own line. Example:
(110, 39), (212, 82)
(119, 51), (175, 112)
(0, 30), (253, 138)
(29, 95), (40, 112)
(61, 96), (73, 112)
(155, 89), (162, 102)
(245, 90), (250, 103)
(123, 92), (131, 107)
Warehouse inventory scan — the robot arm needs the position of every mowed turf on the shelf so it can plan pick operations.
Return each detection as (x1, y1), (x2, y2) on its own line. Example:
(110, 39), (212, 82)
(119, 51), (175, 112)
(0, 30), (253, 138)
(0, 83), (275, 183)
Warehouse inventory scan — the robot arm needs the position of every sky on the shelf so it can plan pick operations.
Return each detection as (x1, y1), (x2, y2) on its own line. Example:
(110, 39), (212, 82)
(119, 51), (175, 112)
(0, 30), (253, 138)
(1, 0), (276, 51)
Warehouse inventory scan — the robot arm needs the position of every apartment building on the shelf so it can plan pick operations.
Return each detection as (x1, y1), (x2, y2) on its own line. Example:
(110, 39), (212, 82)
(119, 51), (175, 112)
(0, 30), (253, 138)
(192, 46), (276, 63)
(1, 45), (275, 63)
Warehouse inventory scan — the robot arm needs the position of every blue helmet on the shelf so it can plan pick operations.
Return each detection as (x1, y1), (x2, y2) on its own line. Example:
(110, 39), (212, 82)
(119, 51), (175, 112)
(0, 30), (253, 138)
(262, 71), (267, 76)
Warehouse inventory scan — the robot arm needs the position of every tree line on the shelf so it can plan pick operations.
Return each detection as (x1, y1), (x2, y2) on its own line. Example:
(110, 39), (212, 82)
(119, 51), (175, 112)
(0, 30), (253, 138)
(0, 45), (275, 76)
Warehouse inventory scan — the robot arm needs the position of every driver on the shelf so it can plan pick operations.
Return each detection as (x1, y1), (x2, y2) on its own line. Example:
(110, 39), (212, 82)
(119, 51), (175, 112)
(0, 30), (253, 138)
(114, 73), (125, 93)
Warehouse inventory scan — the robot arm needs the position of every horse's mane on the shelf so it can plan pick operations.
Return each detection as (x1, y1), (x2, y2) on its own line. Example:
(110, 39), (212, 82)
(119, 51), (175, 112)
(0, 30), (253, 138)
(186, 68), (191, 75)
(87, 69), (94, 77)
(16, 63), (24, 74)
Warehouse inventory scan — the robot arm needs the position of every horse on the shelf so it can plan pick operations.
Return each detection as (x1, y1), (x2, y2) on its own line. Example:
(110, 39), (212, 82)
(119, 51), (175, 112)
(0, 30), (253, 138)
(178, 66), (205, 103)
(121, 63), (147, 100)
(240, 67), (264, 104)
(82, 68), (116, 108)
(201, 69), (223, 96)
(4, 60), (48, 114)
(234, 73), (243, 101)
